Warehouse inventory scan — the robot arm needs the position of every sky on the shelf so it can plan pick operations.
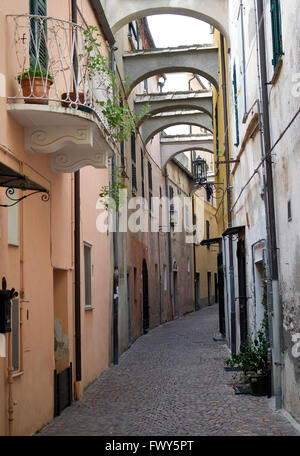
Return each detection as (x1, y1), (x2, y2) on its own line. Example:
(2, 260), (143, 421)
(147, 15), (213, 92)
(147, 15), (213, 135)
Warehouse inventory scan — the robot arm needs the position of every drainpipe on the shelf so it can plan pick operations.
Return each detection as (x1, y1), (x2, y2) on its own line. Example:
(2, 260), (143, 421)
(72, 0), (82, 388)
(192, 194), (197, 310)
(238, 0), (248, 120)
(112, 156), (119, 365)
(256, 0), (282, 409)
(110, 46), (119, 365)
(220, 34), (236, 354)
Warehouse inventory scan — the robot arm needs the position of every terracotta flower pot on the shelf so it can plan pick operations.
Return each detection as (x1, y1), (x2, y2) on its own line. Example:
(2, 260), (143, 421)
(21, 77), (53, 104)
(61, 92), (93, 114)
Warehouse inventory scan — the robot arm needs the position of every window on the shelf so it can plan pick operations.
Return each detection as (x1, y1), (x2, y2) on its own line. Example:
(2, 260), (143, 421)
(270, 0), (283, 68)
(163, 265), (167, 291)
(128, 21), (139, 49)
(169, 186), (175, 226)
(29, 0), (48, 69)
(141, 149), (145, 198)
(148, 161), (152, 211)
(120, 100), (125, 169)
(144, 79), (148, 94)
(7, 190), (19, 246)
(206, 220), (210, 250)
(287, 199), (292, 222)
(84, 243), (92, 308)
(206, 184), (213, 203)
(131, 133), (137, 193)
(187, 258), (191, 274)
(214, 103), (220, 170)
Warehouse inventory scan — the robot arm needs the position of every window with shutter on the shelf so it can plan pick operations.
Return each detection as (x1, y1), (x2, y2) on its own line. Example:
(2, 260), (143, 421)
(148, 162), (152, 210)
(131, 134), (137, 192)
(29, 0), (48, 69)
(141, 149), (145, 198)
(270, 0), (283, 68)
(120, 100), (125, 169)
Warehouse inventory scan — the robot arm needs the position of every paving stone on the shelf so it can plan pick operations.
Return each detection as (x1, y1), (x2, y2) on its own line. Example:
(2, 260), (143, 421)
(39, 305), (299, 436)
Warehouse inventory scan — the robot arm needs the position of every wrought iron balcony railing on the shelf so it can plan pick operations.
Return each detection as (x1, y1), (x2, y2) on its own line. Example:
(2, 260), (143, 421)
(6, 14), (112, 132)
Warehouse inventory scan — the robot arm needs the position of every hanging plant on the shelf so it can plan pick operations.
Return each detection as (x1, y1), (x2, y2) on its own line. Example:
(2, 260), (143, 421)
(99, 166), (127, 212)
(82, 26), (150, 142)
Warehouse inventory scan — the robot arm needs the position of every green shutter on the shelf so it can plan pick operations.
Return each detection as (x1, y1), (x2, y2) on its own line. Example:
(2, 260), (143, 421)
(270, 0), (283, 68)
(29, 0), (48, 69)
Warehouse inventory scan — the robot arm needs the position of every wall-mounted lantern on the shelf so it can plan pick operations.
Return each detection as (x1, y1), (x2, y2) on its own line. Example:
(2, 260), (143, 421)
(192, 157), (207, 185)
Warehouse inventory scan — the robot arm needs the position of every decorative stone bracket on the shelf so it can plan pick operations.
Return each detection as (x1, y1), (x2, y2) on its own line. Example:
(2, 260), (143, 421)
(7, 104), (115, 173)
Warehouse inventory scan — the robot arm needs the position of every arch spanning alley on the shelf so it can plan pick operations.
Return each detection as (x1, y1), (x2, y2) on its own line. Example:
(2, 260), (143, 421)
(103, 0), (229, 44)
(135, 91), (213, 121)
(160, 136), (213, 170)
(123, 45), (219, 95)
(141, 111), (213, 144)
(162, 146), (214, 172)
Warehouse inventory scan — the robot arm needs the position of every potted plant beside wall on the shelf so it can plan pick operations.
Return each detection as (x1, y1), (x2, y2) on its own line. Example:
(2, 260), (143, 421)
(18, 67), (54, 104)
(225, 328), (269, 396)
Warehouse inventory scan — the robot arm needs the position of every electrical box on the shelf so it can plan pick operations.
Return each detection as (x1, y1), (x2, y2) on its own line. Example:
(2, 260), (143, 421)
(0, 277), (18, 333)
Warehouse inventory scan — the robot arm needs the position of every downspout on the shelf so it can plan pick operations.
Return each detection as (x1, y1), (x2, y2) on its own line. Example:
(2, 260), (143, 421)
(192, 194), (197, 310)
(256, 0), (282, 409)
(238, 0), (248, 120)
(220, 34), (236, 354)
(112, 155), (119, 365)
(72, 0), (82, 390)
(111, 47), (119, 365)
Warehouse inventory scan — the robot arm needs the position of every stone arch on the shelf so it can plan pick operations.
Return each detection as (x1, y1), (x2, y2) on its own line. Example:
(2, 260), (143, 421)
(123, 47), (219, 95)
(162, 146), (214, 171)
(104, 1), (229, 44)
(143, 118), (213, 144)
(142, 104), (212, 120)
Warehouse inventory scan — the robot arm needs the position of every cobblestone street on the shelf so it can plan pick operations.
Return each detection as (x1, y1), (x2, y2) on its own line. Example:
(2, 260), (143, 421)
(40, 305), (299, 436)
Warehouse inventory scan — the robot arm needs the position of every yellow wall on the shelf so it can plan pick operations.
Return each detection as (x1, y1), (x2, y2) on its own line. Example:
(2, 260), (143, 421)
(213, 31), (232, 236)
(194, 191), (218, 307)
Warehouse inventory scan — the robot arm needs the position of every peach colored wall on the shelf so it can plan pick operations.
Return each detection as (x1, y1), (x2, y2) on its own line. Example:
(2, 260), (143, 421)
(0, 0), (111, 435)
(80, 166), (110, 388)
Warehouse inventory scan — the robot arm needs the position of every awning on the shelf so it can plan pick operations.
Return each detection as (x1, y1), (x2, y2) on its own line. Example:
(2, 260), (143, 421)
(200, 237), (222, 246)
(0, 162), (50, 207)
(222, 226), (245, 237)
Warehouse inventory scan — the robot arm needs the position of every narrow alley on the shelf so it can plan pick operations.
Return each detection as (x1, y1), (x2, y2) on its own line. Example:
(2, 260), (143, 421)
(39, 305), (298, 437)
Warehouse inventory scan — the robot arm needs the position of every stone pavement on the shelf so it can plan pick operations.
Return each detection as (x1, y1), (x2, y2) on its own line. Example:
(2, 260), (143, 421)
(39, 305), (299, 436)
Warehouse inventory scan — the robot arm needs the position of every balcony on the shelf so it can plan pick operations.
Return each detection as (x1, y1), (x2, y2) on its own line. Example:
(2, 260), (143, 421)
(6, 14), (115, 173)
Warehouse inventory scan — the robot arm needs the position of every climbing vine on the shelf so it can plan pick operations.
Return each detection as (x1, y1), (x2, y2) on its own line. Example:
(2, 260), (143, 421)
(82, 26), (150, 142)
(99, 166), (127, 211)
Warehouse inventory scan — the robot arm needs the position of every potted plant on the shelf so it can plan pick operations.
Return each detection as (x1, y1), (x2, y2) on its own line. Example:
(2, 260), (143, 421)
(18, 67), (54, 104)
(225, 328), (269, 396)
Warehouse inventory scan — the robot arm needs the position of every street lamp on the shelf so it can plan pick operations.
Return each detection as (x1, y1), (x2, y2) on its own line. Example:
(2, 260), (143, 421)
(192, 157), (207, 185)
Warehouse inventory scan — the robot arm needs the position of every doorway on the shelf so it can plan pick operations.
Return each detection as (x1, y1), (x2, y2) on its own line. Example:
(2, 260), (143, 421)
(142, 260), (149, 334)
(237, 237), (248, 350)
(207, 271), (212, 306)
(195, 273), (200, 311)
(217, 252), (225, 337)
